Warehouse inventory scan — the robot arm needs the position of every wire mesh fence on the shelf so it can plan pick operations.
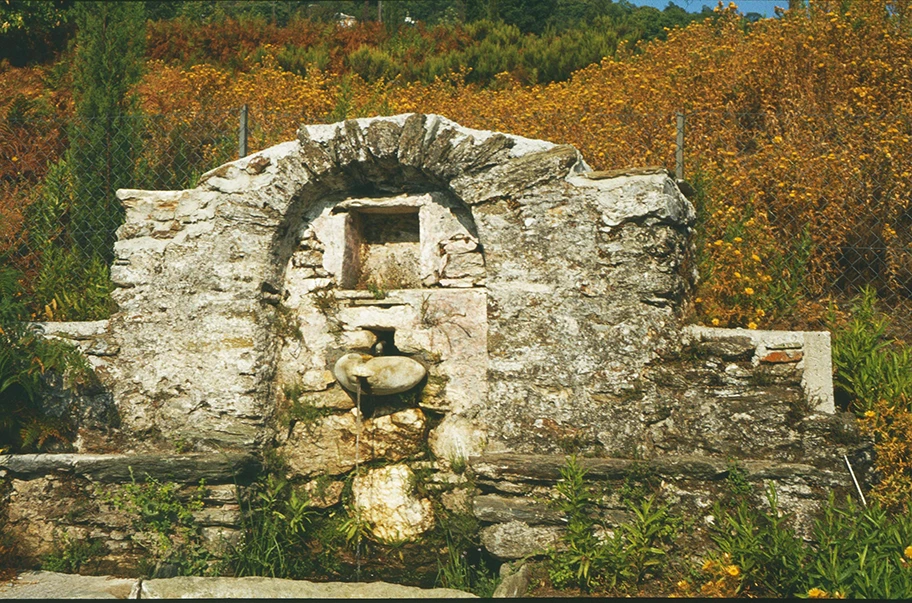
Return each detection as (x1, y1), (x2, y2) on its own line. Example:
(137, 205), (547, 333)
(2, 107), (911, 334)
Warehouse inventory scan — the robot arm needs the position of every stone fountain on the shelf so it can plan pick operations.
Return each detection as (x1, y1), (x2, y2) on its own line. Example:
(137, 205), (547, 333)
(0, 114), (868, 576)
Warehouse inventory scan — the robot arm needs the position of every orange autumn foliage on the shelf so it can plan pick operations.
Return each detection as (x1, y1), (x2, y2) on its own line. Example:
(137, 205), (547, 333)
(3, 0), (912, 330)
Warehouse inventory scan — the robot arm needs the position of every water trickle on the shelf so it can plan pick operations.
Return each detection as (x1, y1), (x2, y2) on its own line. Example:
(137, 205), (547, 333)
(355, 380), (363, 581)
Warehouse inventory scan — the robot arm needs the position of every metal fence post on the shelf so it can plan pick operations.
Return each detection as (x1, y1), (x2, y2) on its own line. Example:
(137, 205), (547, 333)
(239, 104), (248, 159)
(675, 111), (685, 181)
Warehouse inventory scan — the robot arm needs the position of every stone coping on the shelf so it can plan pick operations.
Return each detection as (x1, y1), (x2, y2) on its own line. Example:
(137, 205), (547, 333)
(683, 325), (835, 414)
(470, 453), (847, 486)
(0, 452), (260, 483)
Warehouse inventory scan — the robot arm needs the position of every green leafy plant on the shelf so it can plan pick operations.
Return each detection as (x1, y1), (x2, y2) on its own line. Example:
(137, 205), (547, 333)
(339, 504), (372, 550)
(709, 483), (807, 597)
(434, 498), (500, 597)
(618, 461), (660, 505)
(806, 494), (912, 599)
(549, 455), (613, 590)
(724, 461), (754, 499)
(0, 267), (92, 453)
(437, 544), (500, 598)
(108, 470), (211, 577)
(41, 531), (106, 574)
(619, 496), (679, 586)
(279, 382), (332, 427)
(224, 474), (316, 578)
(707, 485), (912, 599)
(831, 286), (912, 414)
(549, 456), (680, 592)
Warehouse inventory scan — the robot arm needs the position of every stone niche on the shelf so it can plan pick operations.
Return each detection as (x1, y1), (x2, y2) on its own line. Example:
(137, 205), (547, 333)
(274, 189), (489, 481)
(0, 114), (871, 573)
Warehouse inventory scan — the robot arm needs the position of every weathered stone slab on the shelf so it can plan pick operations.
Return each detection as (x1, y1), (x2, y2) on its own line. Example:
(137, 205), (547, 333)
(139, 576), (476, 598)
(0, 571), (137, 599)
(0, 453), (260, 483)
(470, 453), (845, 486)
(472, 494), (563, 525)
(0, 572), (476, 599)
(479, 521), (563, 560)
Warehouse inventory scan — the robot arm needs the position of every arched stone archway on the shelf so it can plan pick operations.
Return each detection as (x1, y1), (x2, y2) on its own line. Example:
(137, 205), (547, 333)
(108, 114), (695, 458)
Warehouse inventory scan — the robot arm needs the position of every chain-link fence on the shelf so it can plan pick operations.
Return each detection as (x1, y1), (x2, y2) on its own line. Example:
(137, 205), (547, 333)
(2, 108), (911, 332)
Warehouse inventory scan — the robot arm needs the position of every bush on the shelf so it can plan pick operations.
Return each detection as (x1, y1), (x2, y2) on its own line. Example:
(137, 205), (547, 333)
(831, 287), (912, 415)
(709, 484), (807, 597)
(861, 401), (912, 512)
(707, 483), (912, 599)
(0, 266), (91, 453)
(548, 456), (679, 592)
(108, 471), (211, 577)
(807, 495), (912, 599)
(223, 474), (316, 578)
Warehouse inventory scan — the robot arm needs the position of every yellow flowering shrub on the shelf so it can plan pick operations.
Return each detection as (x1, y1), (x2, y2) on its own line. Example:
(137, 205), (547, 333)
(697, 554), (742, 597)
(861, 400), (912, 511)
(4, 0), (912, 330)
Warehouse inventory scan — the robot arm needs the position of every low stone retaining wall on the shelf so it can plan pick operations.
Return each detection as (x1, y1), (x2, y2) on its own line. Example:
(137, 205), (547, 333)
(0, 453), (259, 573)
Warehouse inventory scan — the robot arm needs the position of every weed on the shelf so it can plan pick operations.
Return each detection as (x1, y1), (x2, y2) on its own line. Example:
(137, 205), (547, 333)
(724, 461), (753, 499)
(618, 461), (660, 505)
(549, 455), (612, 590)
(41, 531), (106, 574)
(830, 287), (912, 415)
(709, 483), (806, 597)
(224, 474), (316, 578)
(108, 469), (211, 577)
(434, 496), (500, 596)
(449, 455), (467, 475)
(707, 484), (912, 599)
(806, 494), (912, 599)
(437, 545), (499, 597)
(279, 383), (332, 428)
(339, 504), (373, 550)
(549, 456), (680, 593)
(619, 496), (679, 586)
(273, 304), (303, 341)
(312, 290), (337, 315)
(366, 280), (387, 300)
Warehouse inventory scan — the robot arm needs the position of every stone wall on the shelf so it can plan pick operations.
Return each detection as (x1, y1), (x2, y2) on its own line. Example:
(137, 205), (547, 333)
(0, 114), (872, 576)
(0, 453), (258, 572)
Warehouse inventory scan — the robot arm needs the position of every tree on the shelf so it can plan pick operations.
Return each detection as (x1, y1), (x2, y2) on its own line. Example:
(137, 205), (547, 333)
(68, 1), (145, 263)
(0, 0), (74, 65)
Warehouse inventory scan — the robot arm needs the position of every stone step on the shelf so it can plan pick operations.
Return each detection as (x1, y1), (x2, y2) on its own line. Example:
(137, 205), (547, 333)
(0, 571), (477, 599)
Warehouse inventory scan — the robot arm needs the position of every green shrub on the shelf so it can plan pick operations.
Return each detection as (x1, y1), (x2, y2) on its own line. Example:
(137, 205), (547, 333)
(807, 495), (912, 599)
(347, 46), (398, 82)
(223, 474), (316, 578)
(41, 531), (106, 574)
(708, 484), (912, 599)
(548, 456), (679, 592)
(831, 287), (912, 414)
(24, 157), (116, 321)
(437, 544), (499, 598)
(0, 267), (91, 453)
(108, 471), (211, 577)
(435, 498), (499, 597)
(709, 484), (807, 597)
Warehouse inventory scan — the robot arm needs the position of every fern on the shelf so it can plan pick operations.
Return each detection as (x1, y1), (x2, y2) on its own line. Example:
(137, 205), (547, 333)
(0, 266), (90, 452)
